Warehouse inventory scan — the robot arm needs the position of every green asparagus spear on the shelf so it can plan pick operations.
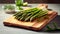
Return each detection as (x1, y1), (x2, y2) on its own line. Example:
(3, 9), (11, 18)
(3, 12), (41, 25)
(14, 7), (48, 22)
(14, 8), (38, 21)
(20, 13), (27, 20)
(19, 8), (37, 20)
(24, 9), (40, 21)
(24, 8), (38, 18)
(15, 12), (23, 20)
(30, 10), (43, 21)
(30, 10), (48, 21)
(14, 11), (21, 16)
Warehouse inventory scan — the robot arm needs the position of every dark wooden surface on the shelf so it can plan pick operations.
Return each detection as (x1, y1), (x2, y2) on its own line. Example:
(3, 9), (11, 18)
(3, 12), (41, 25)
(24, 0), (60, 3)
(0, 0), (60, 4)
(0, 0), (15, 4)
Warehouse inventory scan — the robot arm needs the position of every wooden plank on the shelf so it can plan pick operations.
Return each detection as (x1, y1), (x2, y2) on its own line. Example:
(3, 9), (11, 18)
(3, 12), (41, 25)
(3, 11), (58, 30)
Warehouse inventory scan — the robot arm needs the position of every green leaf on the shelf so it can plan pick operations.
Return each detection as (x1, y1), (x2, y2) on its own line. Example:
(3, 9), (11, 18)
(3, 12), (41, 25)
(46, 25), (52, 30)
(53, 22), (58, 29)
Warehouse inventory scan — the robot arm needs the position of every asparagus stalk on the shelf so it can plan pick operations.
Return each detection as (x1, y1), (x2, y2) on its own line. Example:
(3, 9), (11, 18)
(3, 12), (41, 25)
(30, 10), (48, 21)
(24, 9), (40, 21)
(20, 13), (27, 20)
(14, 11), (21, 16)
(15, 12), (23, 20)
(14, 11), (24, 20)
(20, 8), (38, 21)
(14, 7), (48, 22)
(30, 10), (42, 21)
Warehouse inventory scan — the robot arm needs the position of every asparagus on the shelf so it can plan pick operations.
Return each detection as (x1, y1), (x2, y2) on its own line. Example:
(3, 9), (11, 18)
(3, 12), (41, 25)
(24, 8), (38, 18)
(15, 12), (23, 20)
(14, 9), (31, 20)
(14, 8), (37, 20)
(23, 8), (38, 13)
(14, 11), (22, 16)
(20, 8), (38, 20)
(20, 13), (28, 20)
(30, 10), (48, 21)
(14, 7), (48, 22)
(24, 9), (40, 21)
(30, 10), (42, 21)
(31, 8), (38, 12)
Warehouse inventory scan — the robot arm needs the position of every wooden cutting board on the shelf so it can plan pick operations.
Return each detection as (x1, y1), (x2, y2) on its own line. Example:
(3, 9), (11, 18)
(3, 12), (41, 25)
(3, 11), (57, 31)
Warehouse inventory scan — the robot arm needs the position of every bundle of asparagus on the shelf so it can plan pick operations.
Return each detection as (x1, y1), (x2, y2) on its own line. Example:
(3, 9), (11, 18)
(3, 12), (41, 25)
(14, 7), (48, 22)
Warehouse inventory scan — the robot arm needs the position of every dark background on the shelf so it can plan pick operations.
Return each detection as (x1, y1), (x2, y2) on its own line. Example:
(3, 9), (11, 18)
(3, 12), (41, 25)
(0, 0), (60, 4)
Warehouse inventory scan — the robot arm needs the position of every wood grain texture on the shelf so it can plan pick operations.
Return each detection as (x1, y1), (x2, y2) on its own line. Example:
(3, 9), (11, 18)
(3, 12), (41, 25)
(3, 11), (58, 31)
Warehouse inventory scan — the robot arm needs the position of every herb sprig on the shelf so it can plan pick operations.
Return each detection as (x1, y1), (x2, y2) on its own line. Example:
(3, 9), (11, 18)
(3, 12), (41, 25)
(46, 22), (60, 32)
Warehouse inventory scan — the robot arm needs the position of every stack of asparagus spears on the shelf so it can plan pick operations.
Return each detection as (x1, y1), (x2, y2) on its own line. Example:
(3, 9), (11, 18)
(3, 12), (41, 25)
(14, 7), (48, 22)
